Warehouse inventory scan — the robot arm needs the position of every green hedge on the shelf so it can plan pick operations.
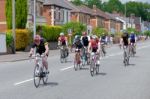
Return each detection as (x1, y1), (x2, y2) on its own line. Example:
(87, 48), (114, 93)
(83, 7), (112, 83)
(38, 25), (63, 42)
(6, 29), (32, 51)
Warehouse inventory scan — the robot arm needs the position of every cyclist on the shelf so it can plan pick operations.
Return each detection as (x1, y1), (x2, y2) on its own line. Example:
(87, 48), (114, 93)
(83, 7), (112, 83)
(129, 31), (136, 53)
(80, 32), (90, 61)
(88, 35), (100, 66)
(100, 33), (107, 56)
(58, 32), (69, 57)
(81, 32), (90, 48)
(73, 35), (83, 50)
(73, 35), (83, 64)
(29, 34), (49, 73)
(120, 31), (129, 47)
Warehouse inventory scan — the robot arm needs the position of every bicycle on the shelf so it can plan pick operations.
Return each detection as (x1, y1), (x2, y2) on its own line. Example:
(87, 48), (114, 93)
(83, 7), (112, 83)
(31, 53), (49, 88)
(81, 47), (88, 66)
(60, 46), (68, 63)
(74, 48), (82, 71)
(90, 52), (100, 76)
(129, 43), (136, 57)
(100, 42), (106, 57)
(123, 46), (129, 66)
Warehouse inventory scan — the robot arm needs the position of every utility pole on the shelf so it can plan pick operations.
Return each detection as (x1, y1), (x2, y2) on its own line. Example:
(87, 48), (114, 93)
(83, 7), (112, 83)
(12, 0), (16, 54)
(33, 0), (36, 38)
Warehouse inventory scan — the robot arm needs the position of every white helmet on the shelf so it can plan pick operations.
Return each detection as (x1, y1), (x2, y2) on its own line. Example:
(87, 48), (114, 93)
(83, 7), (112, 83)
(92, 35), (97, 40)
(60, 32), (64, 36)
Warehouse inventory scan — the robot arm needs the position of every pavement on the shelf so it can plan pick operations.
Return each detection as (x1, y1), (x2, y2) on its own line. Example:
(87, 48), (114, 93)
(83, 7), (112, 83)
(0, 50), (60, 62)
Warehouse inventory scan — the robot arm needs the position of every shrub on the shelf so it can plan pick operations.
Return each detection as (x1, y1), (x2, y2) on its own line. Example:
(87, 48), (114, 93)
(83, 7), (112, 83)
(63, 21), (86, 36)
(6, 29), (31, 50)
(144, 30), (150, 36)
(92, 27), (108, 37)
(38, 25), (63, 42)
(6, 31), (13, 47)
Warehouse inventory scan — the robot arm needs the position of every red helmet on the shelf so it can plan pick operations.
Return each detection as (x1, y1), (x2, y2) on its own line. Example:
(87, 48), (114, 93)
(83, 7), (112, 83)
(34, 35), (41, 44)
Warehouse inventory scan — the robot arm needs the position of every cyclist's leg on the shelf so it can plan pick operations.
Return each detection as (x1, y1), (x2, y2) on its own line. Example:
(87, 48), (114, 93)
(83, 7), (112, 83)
(42, 56), (48, 70)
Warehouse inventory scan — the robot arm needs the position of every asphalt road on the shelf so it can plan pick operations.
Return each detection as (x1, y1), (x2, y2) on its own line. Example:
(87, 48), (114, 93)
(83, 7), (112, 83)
(0, 40), (150, 99)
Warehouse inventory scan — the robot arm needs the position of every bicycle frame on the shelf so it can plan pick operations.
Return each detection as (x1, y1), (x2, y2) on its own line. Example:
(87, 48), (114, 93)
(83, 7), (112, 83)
(123, 46), (129, 66)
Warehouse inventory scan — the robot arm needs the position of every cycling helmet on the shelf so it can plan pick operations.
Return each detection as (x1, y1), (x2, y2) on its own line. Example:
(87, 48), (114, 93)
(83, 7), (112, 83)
(60, 32), (64, 36)
(92, 35), (97, 40)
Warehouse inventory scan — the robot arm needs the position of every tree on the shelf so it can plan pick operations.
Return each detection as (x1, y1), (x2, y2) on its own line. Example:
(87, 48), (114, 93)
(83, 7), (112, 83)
(16, 0), (28, 29)
(84, 0), (102, 9)
(92, 27), (107, 37)
(6, 0), (28, 29)
(71, 0), (83, 6)
(102, 0), (124, 13)
(63, 21), (86, 36)
(6, 0), (12, 29)
(126, 1), (150, 21)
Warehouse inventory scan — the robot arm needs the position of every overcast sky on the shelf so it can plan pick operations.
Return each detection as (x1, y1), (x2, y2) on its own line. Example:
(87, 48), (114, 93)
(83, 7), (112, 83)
(102, 0), (150, 3)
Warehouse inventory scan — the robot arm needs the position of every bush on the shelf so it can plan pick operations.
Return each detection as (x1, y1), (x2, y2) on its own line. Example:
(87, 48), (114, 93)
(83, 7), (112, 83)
(6, 29), (31, 51)
(38, 25), (63, 42)
(63, 21), (86, 36)
(92, 27), (108, 37)
(6, 31), (13, 47)
(144, 30), (150, 36)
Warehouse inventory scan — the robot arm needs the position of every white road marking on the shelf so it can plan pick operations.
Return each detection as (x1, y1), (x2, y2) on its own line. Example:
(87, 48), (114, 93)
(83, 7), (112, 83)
(14, 78), (34, 86)
(60, 66), (74, 71)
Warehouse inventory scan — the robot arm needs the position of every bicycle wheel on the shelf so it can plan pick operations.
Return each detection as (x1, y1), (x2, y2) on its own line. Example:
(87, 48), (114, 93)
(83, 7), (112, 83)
(74, 60), (78, 71)
(96, 64), (99, 74)
(123, 52), (127, 66)
(81, 56), (86, 66)
(60, 49), (64, 63)
(34, 65), (41, 88)
(42, 67), (48, 85)
(90, 60), (94, 76)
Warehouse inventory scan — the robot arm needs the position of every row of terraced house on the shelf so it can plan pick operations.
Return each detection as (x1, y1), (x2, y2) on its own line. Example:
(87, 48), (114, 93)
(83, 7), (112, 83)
(0, 0), (150, 33)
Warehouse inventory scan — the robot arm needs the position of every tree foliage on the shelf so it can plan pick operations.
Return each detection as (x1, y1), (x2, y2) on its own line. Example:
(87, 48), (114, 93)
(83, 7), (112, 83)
(63, 21), (86, 36)
(84, 0), (102, 9)
(102, 0), (124, 13)
(6, 0), (12, 29)
(92, 27), (107, 37)
(71, 0), (83, 6)
(126, 1), (150, 21)
(6, 0), (28, 29)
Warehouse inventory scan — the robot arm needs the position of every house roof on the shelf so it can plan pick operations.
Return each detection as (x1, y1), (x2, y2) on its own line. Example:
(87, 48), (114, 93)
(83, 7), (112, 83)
(44, 0), (73, 10)
(71, 5), (94, 15)
(105, 12), (117, 21)
(93, 8), (110, 19)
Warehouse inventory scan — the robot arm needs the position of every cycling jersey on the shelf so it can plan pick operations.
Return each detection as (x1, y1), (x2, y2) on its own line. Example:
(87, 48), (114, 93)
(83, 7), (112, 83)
(101, 36), (106, 43)
(130, 34), (136, 43)
(58, 36), (67, 46)
(32, 38), (48, 55)
(90, 39), (98, 52)
(122, 33), (129, 46)
(74, 39), (83, 49)
(82, 36), (89, 47)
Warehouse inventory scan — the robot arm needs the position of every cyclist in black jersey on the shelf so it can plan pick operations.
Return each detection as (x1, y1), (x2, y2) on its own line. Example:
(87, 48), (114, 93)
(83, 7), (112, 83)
(29, 35), (49, 72)
(120, 32), (129, 47)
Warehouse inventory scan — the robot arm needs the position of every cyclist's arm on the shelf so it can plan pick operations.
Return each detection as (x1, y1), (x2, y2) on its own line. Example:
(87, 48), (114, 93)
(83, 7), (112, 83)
(97, 42), (101, 53)
(88, 42), (91, 53)
(29, 43), (36, 56)
(44, 42), (49, 56)
(65, 37), (68, 47)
